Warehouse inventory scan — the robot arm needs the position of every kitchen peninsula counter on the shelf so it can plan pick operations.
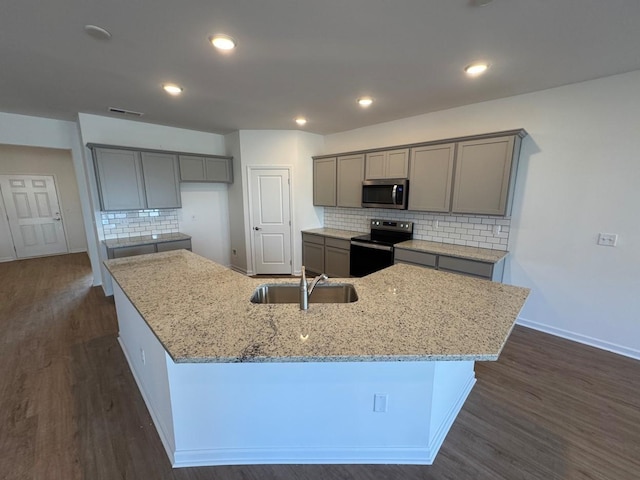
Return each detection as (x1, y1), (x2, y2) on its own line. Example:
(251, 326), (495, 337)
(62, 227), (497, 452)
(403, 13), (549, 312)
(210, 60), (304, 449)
(104, 249), (529, 467)
(105, 250), (528, 364)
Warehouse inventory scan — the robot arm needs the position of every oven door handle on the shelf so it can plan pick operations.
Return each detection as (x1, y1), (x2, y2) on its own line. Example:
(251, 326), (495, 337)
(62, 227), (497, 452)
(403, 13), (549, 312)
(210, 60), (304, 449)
(392, 184), (398, 204)
(350, 241), (393, 252)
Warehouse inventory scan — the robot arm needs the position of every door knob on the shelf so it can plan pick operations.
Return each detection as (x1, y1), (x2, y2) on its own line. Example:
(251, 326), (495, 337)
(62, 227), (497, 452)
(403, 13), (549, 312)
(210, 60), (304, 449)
(53, 213), (61, 221)
(254, 227), (262, 231)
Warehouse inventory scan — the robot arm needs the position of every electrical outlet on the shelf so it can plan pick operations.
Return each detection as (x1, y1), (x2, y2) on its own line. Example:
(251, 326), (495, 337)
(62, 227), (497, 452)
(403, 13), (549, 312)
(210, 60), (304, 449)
(492, 225), (501, 235)
(597, 233), (618, 247)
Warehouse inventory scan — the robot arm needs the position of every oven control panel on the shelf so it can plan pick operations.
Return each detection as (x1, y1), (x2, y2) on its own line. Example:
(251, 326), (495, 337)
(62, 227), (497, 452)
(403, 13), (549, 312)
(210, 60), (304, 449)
(370, 219), (413, 232)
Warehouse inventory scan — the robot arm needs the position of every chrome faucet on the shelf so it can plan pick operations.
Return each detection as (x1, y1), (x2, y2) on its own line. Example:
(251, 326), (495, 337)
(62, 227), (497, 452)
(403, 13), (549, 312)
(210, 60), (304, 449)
(299, 266), (328, 310)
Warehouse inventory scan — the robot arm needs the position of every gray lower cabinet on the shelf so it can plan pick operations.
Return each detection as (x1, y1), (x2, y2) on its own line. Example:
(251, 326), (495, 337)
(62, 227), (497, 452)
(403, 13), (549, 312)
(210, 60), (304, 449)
(302, 234), (350, 278)
(178, 155), (233, 183)
(365, 149), (409, 180)
(141, 152), (181, 209)
(408, 144), (455, 212)
(313, 157), (337, 206)
(93, 148), (147, 211)
(394, 247), (504, 281)
(337, 154), (365, 208)
(324, 238), (350, 278)
(302, 233), (325, 276)
(452, 135), (519, 216)
(106, 238), (192, 259)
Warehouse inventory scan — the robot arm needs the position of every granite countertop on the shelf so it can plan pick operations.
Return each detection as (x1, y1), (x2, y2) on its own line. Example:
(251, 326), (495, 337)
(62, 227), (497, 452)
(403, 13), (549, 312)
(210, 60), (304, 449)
(103, 232), (191, 249)
(395, 239), (508, 263)
(302, 227), (363, 240)
(105, 250), (529, 364)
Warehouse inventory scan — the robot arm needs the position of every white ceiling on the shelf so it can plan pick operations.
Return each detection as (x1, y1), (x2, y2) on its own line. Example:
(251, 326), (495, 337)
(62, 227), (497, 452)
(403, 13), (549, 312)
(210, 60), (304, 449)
(1, 0), (639, 135)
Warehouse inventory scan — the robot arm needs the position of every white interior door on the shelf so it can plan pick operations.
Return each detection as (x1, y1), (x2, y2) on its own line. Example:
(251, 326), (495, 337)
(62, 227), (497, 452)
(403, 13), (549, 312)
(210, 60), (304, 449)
(0, 175), (68, 258)
(249, 168), (292, 274)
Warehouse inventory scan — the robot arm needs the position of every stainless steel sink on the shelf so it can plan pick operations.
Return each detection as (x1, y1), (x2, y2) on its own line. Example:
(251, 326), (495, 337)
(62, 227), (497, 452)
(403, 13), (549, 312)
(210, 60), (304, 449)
(251, 283), (358, 304)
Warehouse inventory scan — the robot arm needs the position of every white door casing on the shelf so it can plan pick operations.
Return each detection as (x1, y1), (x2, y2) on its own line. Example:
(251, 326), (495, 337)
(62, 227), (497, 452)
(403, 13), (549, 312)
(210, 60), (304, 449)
(0, 175), (69, 258)
(248, 167), (292, 275)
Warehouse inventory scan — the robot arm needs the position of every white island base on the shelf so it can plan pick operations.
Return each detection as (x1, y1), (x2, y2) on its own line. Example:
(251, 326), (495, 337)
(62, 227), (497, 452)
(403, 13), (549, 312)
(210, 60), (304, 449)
(114, 284), (476, 467)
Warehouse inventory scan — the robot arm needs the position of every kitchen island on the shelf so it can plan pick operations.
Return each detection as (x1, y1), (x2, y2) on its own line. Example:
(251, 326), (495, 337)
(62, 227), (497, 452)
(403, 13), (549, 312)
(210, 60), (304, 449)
(105, 250), (529, 467)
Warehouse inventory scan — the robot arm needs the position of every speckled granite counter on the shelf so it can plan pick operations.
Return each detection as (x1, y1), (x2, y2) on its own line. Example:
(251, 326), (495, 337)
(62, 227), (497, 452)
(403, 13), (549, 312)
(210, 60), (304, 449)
(103, 232), (191, 249)
(395, 239), (508, 263)
(105, 250), (529, 364)
(302, 227), (363, 240)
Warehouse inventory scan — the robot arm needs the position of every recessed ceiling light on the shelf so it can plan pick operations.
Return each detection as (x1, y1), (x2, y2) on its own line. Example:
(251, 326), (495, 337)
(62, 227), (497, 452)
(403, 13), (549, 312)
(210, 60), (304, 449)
(464, 63), (489, 76)
(471, 0), (494, 6)
(295, 117), (307, 126)
(84, 24), (112, 40)
(357, 97), (374, 108)
(162, 84), (183, 95)
(209, 34), (236, 51)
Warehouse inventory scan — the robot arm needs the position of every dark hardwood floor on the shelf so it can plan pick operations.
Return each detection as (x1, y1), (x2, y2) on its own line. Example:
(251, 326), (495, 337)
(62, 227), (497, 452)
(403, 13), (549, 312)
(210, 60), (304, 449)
(1, 253), (639, 479)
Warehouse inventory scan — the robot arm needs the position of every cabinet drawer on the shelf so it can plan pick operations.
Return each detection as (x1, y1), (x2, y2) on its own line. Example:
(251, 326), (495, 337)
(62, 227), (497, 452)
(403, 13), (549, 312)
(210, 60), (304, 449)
(111, 244), (156, 259)
(394, 248), (437, 268)
(156, 239), (192, 252)
(325, 237), (350, 250)
(302, 233), (325, 245)
(438, 256), (493, 278)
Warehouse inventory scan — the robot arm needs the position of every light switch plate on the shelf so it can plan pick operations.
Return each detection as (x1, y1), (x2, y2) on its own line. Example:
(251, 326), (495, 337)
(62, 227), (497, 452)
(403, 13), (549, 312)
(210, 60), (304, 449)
(597, 233), (618, 247)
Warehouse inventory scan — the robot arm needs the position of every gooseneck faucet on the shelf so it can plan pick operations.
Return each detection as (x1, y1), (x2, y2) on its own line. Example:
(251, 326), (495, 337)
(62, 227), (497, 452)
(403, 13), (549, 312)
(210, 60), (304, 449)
(299, 266), (328, 310)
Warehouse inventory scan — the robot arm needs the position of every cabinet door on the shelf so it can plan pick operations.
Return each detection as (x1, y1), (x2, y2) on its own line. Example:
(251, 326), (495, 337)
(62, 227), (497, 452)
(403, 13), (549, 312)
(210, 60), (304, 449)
(386, 149), (409, 178)
(93, 148), (146, 211)
(302, 241), (325, 276)
(365, 152), (386, 179)
(156, 239), (192, 252)
(408, 144), (455, 212)
(313, 158), (337, 206)
(325, 246), (350, 278)
(141, 152), (181, 209)
(110, 244), (156, 258)
(452, 136), (515, 215)
(205, 157), (233, 183)
(337, 154), (365, 208)
(179, 156), (206, 181)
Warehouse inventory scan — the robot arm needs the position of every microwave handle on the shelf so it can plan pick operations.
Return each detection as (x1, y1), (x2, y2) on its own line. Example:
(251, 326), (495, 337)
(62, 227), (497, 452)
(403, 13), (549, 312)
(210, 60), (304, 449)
(392, 184), (398, 204)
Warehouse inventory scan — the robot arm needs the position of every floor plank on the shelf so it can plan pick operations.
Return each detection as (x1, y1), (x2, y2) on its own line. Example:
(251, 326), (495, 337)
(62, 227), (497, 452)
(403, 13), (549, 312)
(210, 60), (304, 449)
(1, 253), (639, 479)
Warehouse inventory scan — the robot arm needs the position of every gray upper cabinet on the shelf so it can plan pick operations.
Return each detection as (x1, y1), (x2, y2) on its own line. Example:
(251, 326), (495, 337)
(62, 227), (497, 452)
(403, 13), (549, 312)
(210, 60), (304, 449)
(365, 149), (409, 179)
(141, 152), (181, 209)
(312, 129), (526, 216)
(408, 143), (455, 212)
(179, 155), (233, 183)
(93, 148), (146, 211)
(205, 157), (233, 183)
(178, 155), (206, 181)
(452, 135), (518, 216)
(313, 157), (337, 206)
(337, 154), (365, 208)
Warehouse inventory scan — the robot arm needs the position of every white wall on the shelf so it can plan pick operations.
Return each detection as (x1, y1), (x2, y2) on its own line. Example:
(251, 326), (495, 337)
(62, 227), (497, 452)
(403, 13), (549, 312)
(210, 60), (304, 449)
(324, 70), (640, 359)
(225, 131), (247, 272)
(0, 112), (101, 282)
(77, 113), (228, 290)
(231, 130), (324, 275)
(178, 183), (230, 266)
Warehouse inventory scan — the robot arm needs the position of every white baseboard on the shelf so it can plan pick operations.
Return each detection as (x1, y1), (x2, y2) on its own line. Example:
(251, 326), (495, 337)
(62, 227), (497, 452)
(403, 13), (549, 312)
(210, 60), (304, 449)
(229, 264), (249, 275)
(517, 318), (640, 361)
(69, 248), (87, 253)
(0, 255), (17, 263)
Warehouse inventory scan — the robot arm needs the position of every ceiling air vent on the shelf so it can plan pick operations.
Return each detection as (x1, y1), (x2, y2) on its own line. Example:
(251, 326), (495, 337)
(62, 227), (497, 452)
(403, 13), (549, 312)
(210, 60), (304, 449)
(108, 107), (144, 117)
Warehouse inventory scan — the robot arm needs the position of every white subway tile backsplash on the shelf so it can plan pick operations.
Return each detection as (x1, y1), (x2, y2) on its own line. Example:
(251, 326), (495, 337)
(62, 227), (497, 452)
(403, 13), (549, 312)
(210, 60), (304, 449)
(323, 207), (511, 251)
(99, 209), (180, 239)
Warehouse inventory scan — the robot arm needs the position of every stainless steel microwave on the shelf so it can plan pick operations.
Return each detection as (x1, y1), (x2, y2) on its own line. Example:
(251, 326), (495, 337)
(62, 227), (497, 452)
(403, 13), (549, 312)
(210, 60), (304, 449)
(361, 179), (409, 209)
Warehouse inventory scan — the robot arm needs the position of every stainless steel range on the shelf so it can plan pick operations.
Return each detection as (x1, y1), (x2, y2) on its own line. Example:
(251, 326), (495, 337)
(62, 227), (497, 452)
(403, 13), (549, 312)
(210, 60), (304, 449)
(350, 219), (413, 277)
